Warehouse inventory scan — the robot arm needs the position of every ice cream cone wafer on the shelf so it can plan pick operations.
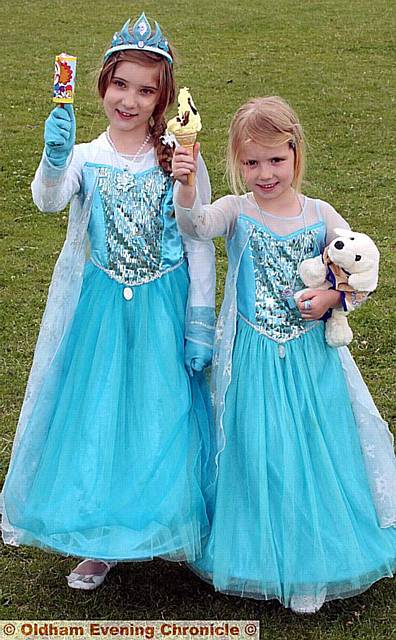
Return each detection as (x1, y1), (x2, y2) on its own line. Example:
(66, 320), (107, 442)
(174, 132), (198, 148)
(174, 132), (197, 185)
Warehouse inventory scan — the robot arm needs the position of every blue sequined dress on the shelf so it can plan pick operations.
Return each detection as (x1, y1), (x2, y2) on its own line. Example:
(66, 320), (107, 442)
(175, 194), (396, 608)
(0, 135), (215, 561)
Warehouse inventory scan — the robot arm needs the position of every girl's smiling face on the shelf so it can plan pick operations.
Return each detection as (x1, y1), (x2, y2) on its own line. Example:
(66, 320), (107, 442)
(103, 60), (160, 140)
(240, 141), (296, 207)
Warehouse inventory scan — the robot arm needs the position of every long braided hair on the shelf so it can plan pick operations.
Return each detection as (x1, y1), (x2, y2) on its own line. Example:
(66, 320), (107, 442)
(97, 49), (175, 174)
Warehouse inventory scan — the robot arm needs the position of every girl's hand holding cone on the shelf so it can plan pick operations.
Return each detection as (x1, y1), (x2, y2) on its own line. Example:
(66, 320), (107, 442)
(171, 143), (199, 209)
(172, 142), (200, 186)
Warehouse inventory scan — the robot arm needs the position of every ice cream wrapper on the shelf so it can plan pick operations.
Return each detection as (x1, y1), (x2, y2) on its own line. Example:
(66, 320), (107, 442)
(53, 53), (77, 104)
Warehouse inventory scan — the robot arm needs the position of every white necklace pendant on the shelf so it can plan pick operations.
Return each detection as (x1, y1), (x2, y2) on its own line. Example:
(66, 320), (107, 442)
(281, 288), (297, 309)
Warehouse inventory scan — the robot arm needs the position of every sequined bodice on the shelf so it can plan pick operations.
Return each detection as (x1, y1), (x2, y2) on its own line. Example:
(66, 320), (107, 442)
(97, 166), (173, 284)
(237, 218), (325, 342)
(86, 165), (183, 285)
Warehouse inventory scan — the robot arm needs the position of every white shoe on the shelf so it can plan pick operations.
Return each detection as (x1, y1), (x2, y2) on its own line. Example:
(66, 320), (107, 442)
(66, 559), (117, 591)
(290, 593), (325, 614)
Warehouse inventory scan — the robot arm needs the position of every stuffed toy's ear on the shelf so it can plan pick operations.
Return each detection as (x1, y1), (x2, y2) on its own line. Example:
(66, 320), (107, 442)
(348, 269), (379, 291)
(333, 227), (352, 237)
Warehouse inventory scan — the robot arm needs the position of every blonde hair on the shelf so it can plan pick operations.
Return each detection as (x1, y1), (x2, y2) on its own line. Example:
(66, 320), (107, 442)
(226, 96), (305, 194)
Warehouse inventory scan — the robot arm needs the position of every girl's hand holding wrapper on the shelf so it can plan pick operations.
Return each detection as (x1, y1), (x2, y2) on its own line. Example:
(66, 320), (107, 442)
(45, 53), (76, 168)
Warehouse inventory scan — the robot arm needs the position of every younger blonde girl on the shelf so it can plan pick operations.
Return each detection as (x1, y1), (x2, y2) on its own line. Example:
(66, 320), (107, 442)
(172, 96), (396, 613)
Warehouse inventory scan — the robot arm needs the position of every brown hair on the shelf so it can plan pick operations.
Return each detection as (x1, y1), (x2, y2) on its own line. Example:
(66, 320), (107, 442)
(97, 49), (176, 174)
(227, 96), (306, 194)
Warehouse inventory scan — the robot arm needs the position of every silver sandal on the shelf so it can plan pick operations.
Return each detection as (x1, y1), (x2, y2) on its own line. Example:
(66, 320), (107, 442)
(66, 559), (117, 590)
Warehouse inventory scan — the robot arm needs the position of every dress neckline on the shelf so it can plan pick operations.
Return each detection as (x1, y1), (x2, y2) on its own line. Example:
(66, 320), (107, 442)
(239, 214), (323, 241)
(244, 193), (308, 221)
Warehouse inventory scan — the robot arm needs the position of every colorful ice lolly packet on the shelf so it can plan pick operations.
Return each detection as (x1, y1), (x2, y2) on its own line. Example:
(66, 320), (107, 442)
(53, 53), (77, 104)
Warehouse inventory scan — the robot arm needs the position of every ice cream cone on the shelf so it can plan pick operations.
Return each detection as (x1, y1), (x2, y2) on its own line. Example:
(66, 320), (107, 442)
(175, 132), (197, 186)
(167, 88), (201, 187)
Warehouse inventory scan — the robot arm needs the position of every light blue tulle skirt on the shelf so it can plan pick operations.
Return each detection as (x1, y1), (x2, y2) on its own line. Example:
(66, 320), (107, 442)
(2, 261), (213, 561)
(192, 318), (396, 605)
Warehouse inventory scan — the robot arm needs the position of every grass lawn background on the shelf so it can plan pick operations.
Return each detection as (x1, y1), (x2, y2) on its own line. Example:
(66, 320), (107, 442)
(0, 0), (395, 637)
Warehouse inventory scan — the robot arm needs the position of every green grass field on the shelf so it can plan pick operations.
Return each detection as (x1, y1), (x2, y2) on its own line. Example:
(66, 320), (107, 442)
(0, 0), (395, 637)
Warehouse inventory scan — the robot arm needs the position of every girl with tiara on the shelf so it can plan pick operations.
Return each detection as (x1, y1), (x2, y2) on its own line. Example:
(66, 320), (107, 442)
(0, 13), (216, 590)
(172, 96), (396, 613)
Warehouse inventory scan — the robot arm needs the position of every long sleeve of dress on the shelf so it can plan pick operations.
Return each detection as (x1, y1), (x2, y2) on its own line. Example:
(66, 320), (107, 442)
(184, 236), (216, 351)
(31, 148), (83, 213)
(317, 199), (351, 243)
(183, 155), (217, 348)
(175, 191), (240, 241)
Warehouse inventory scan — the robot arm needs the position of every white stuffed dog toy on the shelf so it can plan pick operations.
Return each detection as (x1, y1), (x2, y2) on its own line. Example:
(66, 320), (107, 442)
(295, 228), (380, 347)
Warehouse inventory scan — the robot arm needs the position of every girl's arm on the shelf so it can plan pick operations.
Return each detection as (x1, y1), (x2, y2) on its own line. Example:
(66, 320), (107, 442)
(319, 200), (374, 312)
(182, 149), (216, 373)
(31, 105), (82, 213)
(183, 236), (216, 374)
(31, 150), (82, 213)
(298, 201), (353, 320)
(183, 151), (216, 309)
(173, 144), (238, 240)
(319, 199), (351, 243)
